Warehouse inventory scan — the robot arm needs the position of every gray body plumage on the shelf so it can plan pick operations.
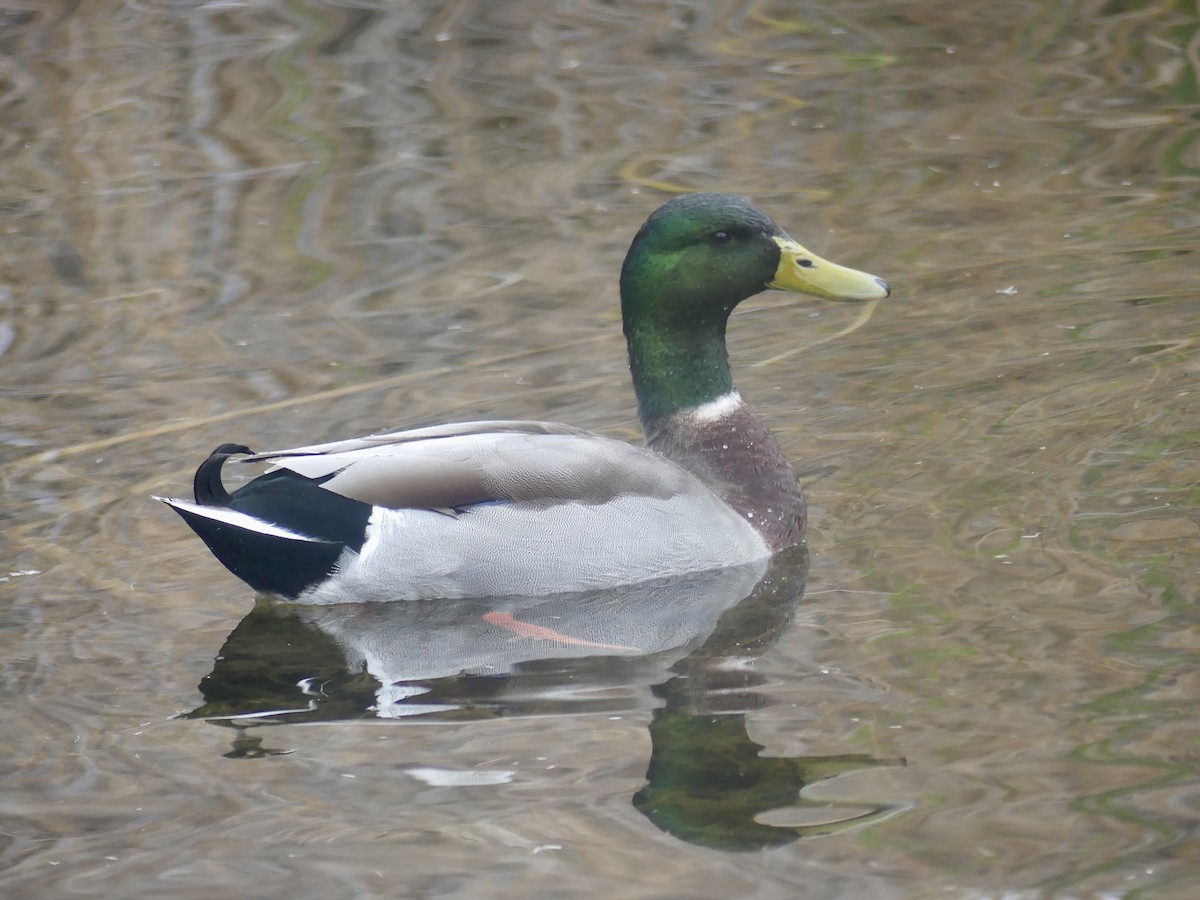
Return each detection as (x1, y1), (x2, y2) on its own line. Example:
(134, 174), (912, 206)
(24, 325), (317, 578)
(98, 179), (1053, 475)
(227, 420), (770, 603)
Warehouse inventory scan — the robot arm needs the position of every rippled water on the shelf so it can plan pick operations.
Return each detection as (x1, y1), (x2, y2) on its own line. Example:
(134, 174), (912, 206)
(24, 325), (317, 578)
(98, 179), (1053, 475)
(3, 1), (1198, 896)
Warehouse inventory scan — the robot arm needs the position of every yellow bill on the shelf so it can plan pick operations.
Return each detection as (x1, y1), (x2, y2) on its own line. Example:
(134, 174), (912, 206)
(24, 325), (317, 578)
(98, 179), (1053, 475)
(769, 236), (890, 301)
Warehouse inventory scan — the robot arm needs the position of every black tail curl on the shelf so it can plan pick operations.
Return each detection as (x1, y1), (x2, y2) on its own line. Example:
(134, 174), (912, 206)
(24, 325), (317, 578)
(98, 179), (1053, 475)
(194, 443), (253, 506)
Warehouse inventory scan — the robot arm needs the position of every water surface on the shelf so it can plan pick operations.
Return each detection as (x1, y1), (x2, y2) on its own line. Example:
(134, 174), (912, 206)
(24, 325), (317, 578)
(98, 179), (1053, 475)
(2, 1), (1198, 897)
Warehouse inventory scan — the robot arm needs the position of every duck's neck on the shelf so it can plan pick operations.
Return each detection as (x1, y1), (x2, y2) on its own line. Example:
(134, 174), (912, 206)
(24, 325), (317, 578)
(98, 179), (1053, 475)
(625, 319), (735, 423)
(624, 325), (806, 550)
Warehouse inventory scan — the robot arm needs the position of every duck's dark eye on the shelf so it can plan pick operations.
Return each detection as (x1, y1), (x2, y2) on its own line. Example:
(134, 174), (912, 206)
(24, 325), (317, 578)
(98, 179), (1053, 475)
(709, 230), (733, 246)
(797, 258), (814, 268)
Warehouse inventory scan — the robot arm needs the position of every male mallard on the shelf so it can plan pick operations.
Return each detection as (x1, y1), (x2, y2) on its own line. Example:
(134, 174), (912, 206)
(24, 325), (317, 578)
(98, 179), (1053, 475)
(159, 193), (889, 603)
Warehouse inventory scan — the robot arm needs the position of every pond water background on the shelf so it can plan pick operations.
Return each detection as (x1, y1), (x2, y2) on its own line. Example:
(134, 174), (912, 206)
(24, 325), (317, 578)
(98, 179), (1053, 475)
(2, 1), (1198, 897)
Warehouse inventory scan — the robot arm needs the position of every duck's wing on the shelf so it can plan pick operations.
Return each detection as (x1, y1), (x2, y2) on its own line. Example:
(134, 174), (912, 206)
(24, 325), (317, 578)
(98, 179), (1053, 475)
(233, 419), (691, 511)
(248, 419), (593, 458)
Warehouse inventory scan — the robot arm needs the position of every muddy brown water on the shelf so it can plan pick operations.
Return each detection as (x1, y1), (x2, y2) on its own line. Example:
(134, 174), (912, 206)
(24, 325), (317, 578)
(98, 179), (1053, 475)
(2, 1), (1198, 897)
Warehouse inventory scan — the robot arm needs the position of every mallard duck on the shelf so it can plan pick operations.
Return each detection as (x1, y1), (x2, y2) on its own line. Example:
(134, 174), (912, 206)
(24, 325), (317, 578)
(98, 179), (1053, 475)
(159, 193), (888, 603)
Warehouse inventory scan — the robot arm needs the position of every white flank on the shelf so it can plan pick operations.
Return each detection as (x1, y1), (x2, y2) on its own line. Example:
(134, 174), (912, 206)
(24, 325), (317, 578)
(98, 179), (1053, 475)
(154, 496), (324, 542)
(689, 391), (744, 424)
(355, 506), (386, 563)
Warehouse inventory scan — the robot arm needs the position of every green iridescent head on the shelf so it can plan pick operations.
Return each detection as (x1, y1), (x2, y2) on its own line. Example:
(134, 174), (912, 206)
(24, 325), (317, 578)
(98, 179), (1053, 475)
(620, 193), (889, 421)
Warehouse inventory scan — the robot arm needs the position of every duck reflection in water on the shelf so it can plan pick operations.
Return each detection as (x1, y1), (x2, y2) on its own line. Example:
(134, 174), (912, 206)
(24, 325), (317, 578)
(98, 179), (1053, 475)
(185, 546), (905, 851)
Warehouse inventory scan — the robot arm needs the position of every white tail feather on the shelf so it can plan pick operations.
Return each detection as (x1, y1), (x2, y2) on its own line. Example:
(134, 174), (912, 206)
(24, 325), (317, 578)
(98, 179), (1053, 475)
(154, 497), (325, 542)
